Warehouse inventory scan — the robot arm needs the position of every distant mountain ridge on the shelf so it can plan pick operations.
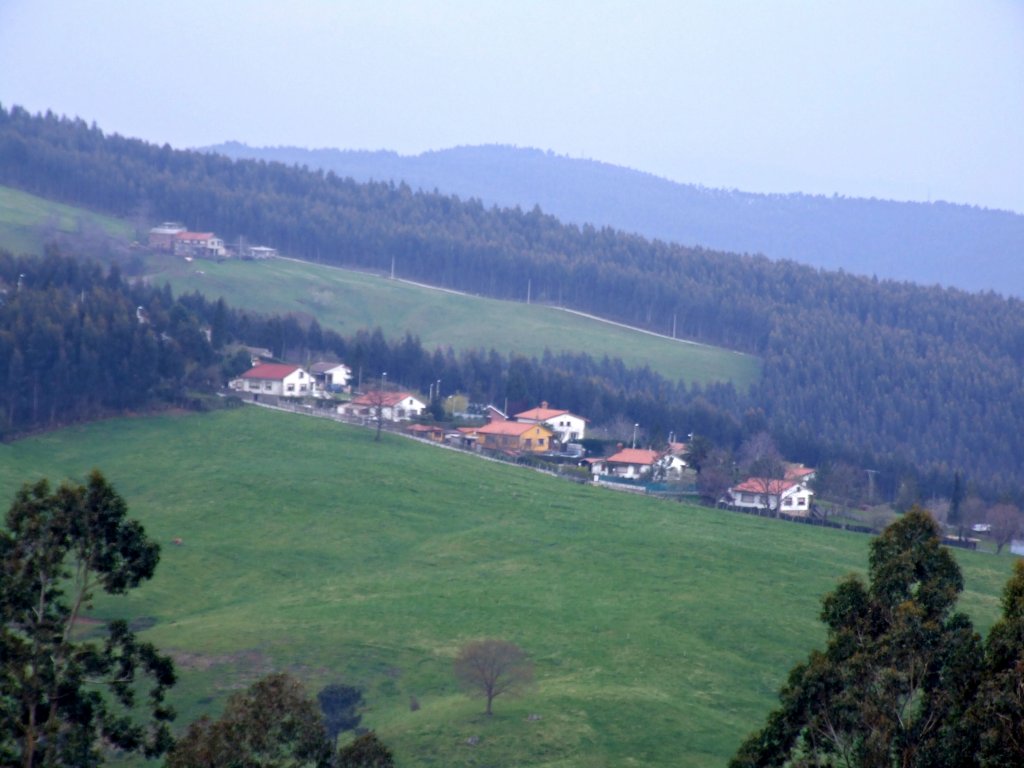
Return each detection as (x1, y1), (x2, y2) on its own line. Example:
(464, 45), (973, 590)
(205, 142), (1024, 297)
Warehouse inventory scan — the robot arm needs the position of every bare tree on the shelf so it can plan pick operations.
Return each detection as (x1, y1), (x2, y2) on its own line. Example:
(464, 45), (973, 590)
(739, 432), (785, 516)
(988, 503), (1022, 554)
(454, 639), (533, 716)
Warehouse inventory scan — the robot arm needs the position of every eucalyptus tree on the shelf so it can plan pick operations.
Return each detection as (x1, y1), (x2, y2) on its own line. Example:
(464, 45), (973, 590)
(0, 471), (175, 767)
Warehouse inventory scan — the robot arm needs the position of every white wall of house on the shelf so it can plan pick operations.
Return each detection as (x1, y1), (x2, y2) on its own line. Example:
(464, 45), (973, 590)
(239, 369), (310, 397)
(543, 414), (587, 442)
(730, 485), (814, 513)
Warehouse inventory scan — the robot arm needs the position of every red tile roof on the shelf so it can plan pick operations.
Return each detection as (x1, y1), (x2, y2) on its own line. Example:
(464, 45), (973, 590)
(515, 406), (569, 421)
(176, 231), (215, 241)
(476, 421), (553, 437)
(604, 448), (661, 465)
(784, 466), (816, 481)
(240, 363), (302, 380)
(732, 478), (802, 495)
(349, 391), (419, 408)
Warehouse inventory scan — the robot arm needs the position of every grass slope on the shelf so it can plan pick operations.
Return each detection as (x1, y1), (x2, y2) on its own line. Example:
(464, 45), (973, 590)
(0, 183), (759, 388)
(0, 407), (1011, 767)
(0, 184), (132, 256)
(143, 252), (760, 388)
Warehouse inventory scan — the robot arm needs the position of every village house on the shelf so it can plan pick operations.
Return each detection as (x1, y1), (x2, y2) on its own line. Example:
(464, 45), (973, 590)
(727, 478), (815, 515)
(309, 361), (352, 393)
(233, 363), (312, 398)
(513, 402), (587, 444)
(338, 391), (426, 422)
(147, 222), (186, 251)
(174, 231), (226, 259)
(472, 420), (555, 454)
(589, 448), (662, 481)
(246, 245), (278, 259)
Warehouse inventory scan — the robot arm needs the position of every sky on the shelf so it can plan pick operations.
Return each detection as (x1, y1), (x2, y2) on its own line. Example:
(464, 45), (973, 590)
(1, 1), (1022, 213)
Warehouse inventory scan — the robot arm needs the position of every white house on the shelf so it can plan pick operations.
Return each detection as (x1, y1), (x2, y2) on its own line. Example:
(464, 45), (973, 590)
(174, 231), (226, 259)
(589, 448), (662, 480)
(338, 391), (426, 422)
(309, 362), (352, 393)
(727, 478), (814, 515)
(233, 363), (311, 397)
(513, 402), (587, 443)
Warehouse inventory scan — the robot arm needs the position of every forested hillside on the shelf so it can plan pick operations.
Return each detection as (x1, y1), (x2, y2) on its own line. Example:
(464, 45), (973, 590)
(206, 142), (1024, 296)
(0, 250), (223, 434)
(2, 105), (1024, 496)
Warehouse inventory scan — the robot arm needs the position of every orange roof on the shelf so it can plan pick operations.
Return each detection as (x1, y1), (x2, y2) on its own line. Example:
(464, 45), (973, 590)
(476, 421), (553, 437)
(732, 478), (802, 495)
(240, 363), (301, 380)
(176, 231), (215, 240)
(784, 466), (816, 481)
(604, 448), (661, 465)
(515, 406), (569, 420)
(349, 391), (419, 407)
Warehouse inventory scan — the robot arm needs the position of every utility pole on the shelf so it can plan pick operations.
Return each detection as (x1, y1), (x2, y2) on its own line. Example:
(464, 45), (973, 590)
(865, 469), (879, 504)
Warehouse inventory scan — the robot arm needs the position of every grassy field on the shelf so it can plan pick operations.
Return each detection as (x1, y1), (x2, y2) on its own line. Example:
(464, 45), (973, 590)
(0, 407), (1013, 767)
(0, 184), (133, 256)
(142, 252), (760, 388)
(0, 184), (760, 388)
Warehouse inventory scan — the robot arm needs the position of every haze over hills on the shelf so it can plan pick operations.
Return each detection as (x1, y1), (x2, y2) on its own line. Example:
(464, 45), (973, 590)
(206, 142), (1024, 298)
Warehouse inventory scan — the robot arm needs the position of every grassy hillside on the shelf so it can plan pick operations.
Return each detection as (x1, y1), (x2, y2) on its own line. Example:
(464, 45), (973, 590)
(143, 251), (759, 387)
(0, 184), (759, 388)
(0, 183), (132, 256)
(0, 407), (1011, 767)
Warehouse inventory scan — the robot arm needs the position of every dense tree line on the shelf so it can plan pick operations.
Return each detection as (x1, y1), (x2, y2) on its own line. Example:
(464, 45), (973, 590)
(0, 249), (222, 436)
(2, 105), (1024, 495)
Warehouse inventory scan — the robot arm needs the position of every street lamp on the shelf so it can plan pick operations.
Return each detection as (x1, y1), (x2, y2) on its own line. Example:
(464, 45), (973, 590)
(632, 423), (639, 449)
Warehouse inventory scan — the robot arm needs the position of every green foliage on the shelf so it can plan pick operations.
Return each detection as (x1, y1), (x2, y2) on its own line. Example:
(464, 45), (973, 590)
(166, 673), (333, 768)
(975, 560), (1024, 767)
(0, 249), (217, 437)
(336, 732), (395, 768)
(731, 509), (987, 767)
(0, 470), (175, 767)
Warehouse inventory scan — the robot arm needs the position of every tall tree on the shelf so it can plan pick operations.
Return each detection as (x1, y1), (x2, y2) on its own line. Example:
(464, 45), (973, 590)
(0, 471), (176, 767)
(975, 559), (1024, 766)
(730, 508), (982, 768)
(454, 639), (533, 716)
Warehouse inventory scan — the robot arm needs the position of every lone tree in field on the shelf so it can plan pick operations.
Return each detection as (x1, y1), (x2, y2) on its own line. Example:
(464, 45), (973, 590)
(0, 471), (176, 767)
(454, 638), (533, 716)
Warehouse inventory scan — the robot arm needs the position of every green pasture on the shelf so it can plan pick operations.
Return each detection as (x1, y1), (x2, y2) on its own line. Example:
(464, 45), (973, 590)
(0, 184), (132, 256)
(0, 184), (760, 388)
(143, 253), (759, 388)
(0, 407), (1012, 767)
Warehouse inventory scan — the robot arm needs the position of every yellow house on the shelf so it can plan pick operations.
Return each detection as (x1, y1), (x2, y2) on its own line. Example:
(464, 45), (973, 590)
(474, 421), (554, 453)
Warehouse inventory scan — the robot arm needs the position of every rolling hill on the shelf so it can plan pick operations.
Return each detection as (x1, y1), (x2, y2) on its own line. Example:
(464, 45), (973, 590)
(204, 142), (1024, 297)
(0, 184), (759, 389)
(0, 406), (1013, 767)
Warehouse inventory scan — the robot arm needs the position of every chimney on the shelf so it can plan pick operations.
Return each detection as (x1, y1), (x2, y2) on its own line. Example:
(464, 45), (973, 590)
(541, 400), (549, 409)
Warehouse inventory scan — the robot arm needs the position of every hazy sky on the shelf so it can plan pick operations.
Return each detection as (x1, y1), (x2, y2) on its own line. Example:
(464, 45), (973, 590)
(1, 1), (1021, 212)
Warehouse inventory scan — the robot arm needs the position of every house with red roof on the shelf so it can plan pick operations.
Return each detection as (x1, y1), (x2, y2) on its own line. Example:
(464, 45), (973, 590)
(233, 363), (312, 398)
(727, 477), (814, 515)
(174, 231), (226, 259)
(588, 448), (663, 481)
(513, 401), (587, 443)
(471, 420), (554, 454)
(337, 391), (426, 422)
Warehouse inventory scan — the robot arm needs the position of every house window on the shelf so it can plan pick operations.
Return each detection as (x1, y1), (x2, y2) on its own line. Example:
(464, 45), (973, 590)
(263, 382), (272, 391)
(287, 383), (295, 392)
(525, 438), (532, 447)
